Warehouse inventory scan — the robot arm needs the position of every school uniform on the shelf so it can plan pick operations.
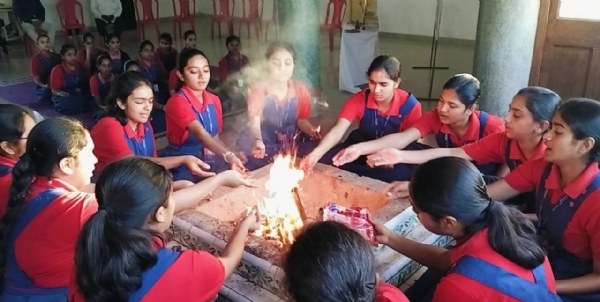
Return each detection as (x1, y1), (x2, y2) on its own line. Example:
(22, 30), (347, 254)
(0, 156), (15, 217)
(49, 62), (94, 115)
(168, 69), (182, 93)
(138, 58), (169, 133)
(68, 238), (225, 302)
(320, 88), (422, 182)
(376, 282), (410, 302)
(76, 48), (101, 74)
(240, 80), (317, 170)
(89, 73), (114, 119)
(218, 53), (250, 81)
(161, 87), (228, 182)
(1, 177), (97, 302)
(505, 158), (600, 301)
(154, 47), (178, 73)
(30, 52), (61, 105)
(101, 50), (131, 75)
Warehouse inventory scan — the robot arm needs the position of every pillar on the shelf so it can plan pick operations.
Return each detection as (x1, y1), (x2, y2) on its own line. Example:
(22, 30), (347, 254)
(276, 0), (321, 92)
(473, 0), (540, 116)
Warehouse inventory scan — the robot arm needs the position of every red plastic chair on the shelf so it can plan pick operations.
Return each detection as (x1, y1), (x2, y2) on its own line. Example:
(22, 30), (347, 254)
(172, 0), (196, 40)
(238, 0), (262, 39)
(263, 0), (277, 41)
(211, 0), (235, 39)
(56, 0), (86, 43)
(134, 0), (161, 41)
(320, 0), (346, 51)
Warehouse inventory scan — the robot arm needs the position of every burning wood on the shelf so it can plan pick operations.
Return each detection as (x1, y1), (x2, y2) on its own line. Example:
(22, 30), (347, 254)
(292, 187), (308, 222)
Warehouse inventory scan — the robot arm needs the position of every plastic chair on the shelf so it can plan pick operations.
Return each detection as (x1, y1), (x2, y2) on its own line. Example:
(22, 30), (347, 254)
(262, 0), (277, 41)
(172, 0), (196, 40)
(211, 0), (235, 39)
(320, 0), (346, 51)
(238, 0), (262, 39)
(134, 0), (161, 41)
(56, 0), (86, 43)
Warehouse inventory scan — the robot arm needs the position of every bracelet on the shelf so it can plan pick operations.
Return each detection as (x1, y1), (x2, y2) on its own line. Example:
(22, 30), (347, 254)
(223, 151), (235, 163)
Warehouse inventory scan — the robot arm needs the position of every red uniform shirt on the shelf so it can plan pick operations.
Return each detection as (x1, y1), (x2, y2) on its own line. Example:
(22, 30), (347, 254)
(168, 69), (181, 92)
(68, 239), (225, 302)
(376, 282), (409, 302)
(247, 80), (312, 120)
(0, 156), (15, 217)
(16, 177), (98, 288)
(30, 52), (57, 78)
(505, 158), (600, 260)
(91, 117), (157, 174)
(412, 109), (504, 147)
(165, 86), (223, 145)
(462, 132), (547, 165)
(218, 54), (250, 81)
(339, 89), (422, 132)
(432, 229), (556, 302)
(49, 62), (89, 91)
(89, 73), (115, 97)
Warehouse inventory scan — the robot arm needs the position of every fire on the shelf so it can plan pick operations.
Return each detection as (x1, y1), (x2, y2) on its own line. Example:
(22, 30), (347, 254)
(254, 154), (305, 246)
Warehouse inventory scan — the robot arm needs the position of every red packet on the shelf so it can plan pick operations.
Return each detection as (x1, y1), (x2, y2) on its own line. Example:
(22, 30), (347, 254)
(323, 202), (377, 246)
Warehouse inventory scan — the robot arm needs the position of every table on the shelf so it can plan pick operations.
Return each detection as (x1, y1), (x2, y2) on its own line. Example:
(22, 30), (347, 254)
(339, 25), (379, 93)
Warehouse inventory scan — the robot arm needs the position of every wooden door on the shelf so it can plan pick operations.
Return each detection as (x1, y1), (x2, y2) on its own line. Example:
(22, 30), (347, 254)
(530, 0), (600, 100)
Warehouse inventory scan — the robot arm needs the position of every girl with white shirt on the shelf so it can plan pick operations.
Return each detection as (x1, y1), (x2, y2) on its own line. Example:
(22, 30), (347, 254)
(91, 0), (123, 39)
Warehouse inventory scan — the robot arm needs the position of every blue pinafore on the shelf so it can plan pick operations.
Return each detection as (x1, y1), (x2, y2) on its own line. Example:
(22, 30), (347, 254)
(140, 61), (169, 133)
(92, 74), (113, 121)
(159, 91), (228, 182)
(126, 123), (155, 157)
(127, 248), (180, 301)
(535, 165), (600, 302)
(320, 89), (422, 182)
(34, 53), (61, 105)
(0, 189), (68, 302)
(502, 139), (537, 212)
(51, 65), (93, 115)
(0, 164), (11, 178)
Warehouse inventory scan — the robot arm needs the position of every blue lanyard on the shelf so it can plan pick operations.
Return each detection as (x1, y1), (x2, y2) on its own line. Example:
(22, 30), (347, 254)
(198, 107), (214, 135)
(274, 99), (292, 128)
(374, 112), (391, 138)
(142, 65), (157, 83)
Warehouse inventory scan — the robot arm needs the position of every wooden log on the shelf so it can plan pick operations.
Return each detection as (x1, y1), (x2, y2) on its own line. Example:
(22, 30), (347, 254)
(291, 187), (308, 222)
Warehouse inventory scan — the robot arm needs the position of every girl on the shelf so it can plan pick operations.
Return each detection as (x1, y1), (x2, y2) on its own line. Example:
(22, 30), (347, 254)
(70, 157), (261, 301)
(30, 34), (61, 105)
(138, 40), (169, 106)
(218, 35), (250, 81)
(162, 48), (247, 182)
(77, 33), (102, 74)
(300, 55), (422, 182)
(124, 60), (140, 72)
(101, 33), (131, 75)
(183, 30), (197, 49)
(374, 157), (561, 302)
(49, 44), (94, 115)
(487, 98), (600, 301)
(0, 117), (98, 301)
(154, 32), (178, 73)
(240, 41), (320, 171)
(0, 105), (36, 217)
(285, 221), (409, 302)
(89, 54), (114, 117)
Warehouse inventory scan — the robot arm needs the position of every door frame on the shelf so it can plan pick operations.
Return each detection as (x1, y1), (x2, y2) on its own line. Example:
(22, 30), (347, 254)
(529, 0), (551, 86)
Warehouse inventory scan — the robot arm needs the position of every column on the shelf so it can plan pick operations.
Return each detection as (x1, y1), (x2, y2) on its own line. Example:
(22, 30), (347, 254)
(276, 0), (321, 92)
(473, 0), (540, 116)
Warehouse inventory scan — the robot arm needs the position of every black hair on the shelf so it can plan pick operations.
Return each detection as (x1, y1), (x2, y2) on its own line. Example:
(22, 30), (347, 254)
(0, 104), (33, 154)
(555, 98), (600, 164)
(225, 35), (240, 46)
(96, 54), (112, 67)
(60, 44), (77, 56)
(139, 40), (154, 53)
(284, 221), (377, 302)
(178, 48), (209, 73)
(183, 30), (196, 40)
(159, 32), (173, 44)
(0, 117), (89, 288)
(82, 32), (94, 42)
(367, 55), (401, 82)
(516, 87), (561, 123)
(75, 157), (173, 302)
(36, 34), (50, 43)
(442, 74), (481, 108)
(105, 33), (120, 46)
(265, 41), (296, 61)
(104, 71), (152, 126)
(124, 60), (140, 71)
(409, 157), (545, 269)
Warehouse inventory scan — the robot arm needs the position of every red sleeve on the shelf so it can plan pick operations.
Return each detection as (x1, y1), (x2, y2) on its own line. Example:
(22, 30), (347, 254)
(462, 132), (507, 165)
(504, 157), (546, 193)
(295, 82), (312, 119)
(210, 93), (223, 132)
(89, 76), (100, 97)
(77, 193), (99, 226)
(49, 66), (64, 90)
(187, 251), (224, 299)
(247, 85), (265, 117)
(30, 56), (41, 77)
(431, 275), (483, 302)
(218, 58), (229, 81)
(338, 93), (364, 122)
(165, 94), (198, 130)
(91, 118), (135, 172)
(411, 109), (440, 137)
(399, 98), (422, 131)
(484, 114), (505, 135)
(563, 191), (600, 260)
(168, 69), (179, 91)
(376, 282), (409, 302)
(76, 50), (86, 66)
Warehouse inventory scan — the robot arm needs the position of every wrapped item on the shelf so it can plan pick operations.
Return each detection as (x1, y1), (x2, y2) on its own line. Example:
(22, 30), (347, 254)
(323, 202), (377, 245)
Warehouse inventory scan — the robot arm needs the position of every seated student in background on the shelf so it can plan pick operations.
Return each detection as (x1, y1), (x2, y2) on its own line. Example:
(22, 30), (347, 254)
(49, 44), (94, 115)
(284, 221), (409, 302)
(375, 157), (561, 302)
(138, 40), (169, 133)
(77, 33), (102, 74)
(0, 104), (36, 217)
(155, 32), (178, 73)
(183, 30), (197, 50)
(487, 98), (600, 301)
(333, 73), (505, 182)
(218, 35), (250, 82)
(300, 55), (422, 182)
(30, 34), (61, 105)
(124, 59), (140, 72)
(162, 48), (247, 182)
(89, 54), (115, 119)
(168, 30), (198, 96)
(238, 41), (320, 171)
(0, 117), (98, 301)
(70, 157), (261, 301)
(101, 33), (131, 75)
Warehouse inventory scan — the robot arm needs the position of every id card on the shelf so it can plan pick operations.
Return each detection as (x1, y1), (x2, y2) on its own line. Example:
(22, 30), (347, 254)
(203, 148), (215, 164)
(237, 79), (244, 87)
(153, 84), (159, 92)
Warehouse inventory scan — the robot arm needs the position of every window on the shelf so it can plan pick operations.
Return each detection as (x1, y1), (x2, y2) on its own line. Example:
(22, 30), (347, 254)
(558, 0), (600, 21)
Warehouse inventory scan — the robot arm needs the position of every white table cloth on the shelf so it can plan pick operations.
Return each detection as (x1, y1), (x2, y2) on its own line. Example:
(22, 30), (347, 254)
(339, 26), (379, 93)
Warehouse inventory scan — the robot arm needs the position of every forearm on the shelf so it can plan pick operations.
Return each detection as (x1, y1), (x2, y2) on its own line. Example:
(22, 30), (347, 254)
(386, 234), (452, 272)
(556, 272), (600, 295)
(172, 175), (222, 213)
(248, 117), (262, 141)
(401, 147), (468, 165)
(33, 76), (46, 87)
(52, 89), (63, 96)
(219, 223), (251, 278)
(356, 129), (420, 155)
(147, 156), (186, 170)
(313, 126), (345, 158)
(296, 119), (314, 135)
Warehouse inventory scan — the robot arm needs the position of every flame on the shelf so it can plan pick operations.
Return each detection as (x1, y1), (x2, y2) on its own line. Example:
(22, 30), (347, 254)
(316, 125), (321, 133)
(254, 154), (305, 246)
